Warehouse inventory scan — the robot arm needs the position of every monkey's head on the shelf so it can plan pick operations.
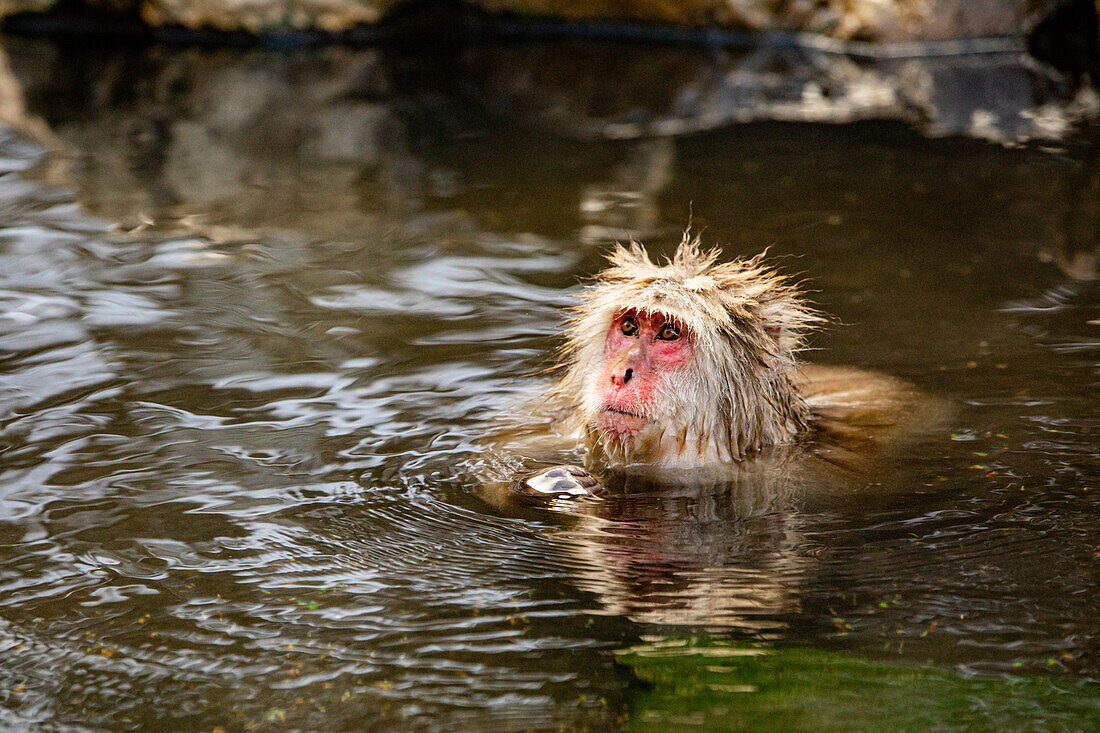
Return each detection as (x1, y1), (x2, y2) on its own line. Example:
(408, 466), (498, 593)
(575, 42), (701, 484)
(554, 234), (823, 469)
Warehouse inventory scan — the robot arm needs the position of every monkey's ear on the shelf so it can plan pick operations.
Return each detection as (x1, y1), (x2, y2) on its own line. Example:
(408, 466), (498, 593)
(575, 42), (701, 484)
(760, 310), (796, 366)
(758, 301), (785, 342)
(758, 297), (805, 353)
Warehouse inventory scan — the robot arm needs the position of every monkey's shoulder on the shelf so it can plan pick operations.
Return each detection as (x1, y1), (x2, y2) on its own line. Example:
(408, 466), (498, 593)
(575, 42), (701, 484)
(795, 363), (948, 465)
(798, 364), (925, 416)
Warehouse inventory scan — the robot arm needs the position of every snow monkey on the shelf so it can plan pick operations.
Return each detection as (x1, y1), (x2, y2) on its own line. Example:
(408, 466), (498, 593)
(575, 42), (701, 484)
(475, 234), (944, 628)
(487, 232), (940, 498)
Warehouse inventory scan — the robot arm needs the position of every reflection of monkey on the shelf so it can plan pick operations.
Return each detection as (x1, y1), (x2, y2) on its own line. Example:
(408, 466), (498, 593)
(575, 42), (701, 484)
(485, 232), (941, 496)
(547, 476), (815, 630)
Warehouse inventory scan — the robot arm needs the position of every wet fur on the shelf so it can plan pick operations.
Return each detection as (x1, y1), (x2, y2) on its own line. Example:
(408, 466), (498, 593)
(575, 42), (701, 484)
(552, 232), (825, 468)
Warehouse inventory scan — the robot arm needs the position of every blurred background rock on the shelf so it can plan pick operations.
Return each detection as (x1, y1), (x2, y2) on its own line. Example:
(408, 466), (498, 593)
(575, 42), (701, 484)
(0, 0), (1096, 43)
(0, 0), (1094, 265)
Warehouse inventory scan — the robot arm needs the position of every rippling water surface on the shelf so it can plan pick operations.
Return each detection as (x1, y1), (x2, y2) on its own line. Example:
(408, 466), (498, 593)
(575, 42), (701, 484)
(0, 38), (1097, 731)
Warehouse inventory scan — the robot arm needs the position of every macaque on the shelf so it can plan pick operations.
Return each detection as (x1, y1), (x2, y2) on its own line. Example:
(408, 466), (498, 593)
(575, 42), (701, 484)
(476, 233), (945, 627)
(486, 232), (940, 498)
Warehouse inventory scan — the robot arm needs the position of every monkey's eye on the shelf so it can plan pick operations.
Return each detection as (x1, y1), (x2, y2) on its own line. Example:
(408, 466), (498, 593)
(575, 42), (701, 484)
(620, 316), (639, 336)
(656, 323), (681, 341)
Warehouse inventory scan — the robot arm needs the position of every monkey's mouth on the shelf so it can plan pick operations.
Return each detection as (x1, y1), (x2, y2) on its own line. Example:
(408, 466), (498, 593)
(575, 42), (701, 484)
(603, 406), (644, 418)
(596, 406), (648, 436)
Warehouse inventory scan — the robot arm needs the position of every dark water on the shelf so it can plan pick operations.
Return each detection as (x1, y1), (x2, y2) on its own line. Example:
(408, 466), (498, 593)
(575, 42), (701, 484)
(0, 38), (1097, 730)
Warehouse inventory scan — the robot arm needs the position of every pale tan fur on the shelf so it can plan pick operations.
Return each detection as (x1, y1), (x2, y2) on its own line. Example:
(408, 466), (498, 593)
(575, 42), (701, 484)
(552, 232), (826, 468)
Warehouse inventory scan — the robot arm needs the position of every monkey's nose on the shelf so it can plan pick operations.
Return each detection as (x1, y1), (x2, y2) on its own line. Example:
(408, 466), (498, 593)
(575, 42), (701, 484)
(623, 368), (633, 384)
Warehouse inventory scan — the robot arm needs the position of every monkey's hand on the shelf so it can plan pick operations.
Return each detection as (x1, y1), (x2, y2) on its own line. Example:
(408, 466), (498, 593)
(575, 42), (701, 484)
(519, 465), (604, 498)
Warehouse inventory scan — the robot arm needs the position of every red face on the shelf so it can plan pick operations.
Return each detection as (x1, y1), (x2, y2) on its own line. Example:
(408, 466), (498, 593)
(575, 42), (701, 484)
(595, 309), (692, 438)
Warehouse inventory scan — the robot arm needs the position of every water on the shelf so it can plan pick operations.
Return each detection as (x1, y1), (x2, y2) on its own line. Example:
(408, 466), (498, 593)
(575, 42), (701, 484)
(0, 37), (1097, 730)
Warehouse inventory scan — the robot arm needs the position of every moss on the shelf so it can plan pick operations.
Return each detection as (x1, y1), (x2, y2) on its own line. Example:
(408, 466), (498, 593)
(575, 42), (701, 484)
(619, 638), (1100, 732)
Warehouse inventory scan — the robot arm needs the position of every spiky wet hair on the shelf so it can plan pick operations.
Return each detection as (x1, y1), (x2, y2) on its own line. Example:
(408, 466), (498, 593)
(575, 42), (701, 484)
(555, 232), (825, 465)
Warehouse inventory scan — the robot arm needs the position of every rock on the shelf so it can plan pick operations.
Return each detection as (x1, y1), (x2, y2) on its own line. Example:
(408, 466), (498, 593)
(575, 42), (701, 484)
(0, 0), (1089, 43)
(137, 0), (386, 33)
